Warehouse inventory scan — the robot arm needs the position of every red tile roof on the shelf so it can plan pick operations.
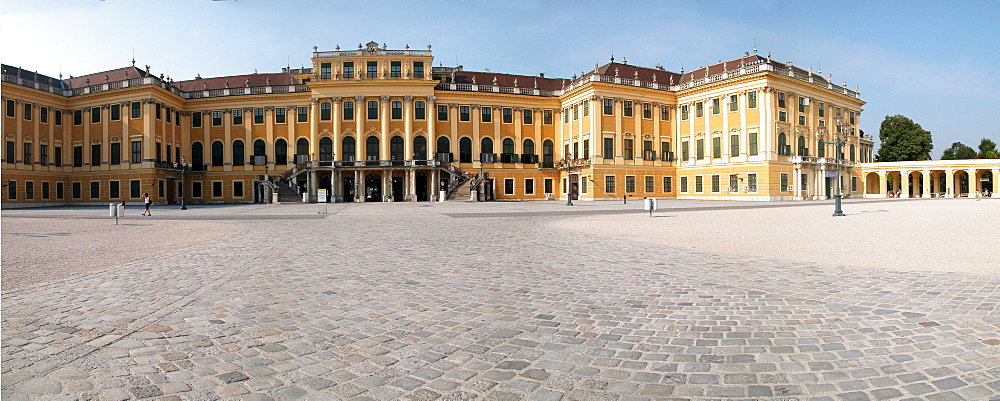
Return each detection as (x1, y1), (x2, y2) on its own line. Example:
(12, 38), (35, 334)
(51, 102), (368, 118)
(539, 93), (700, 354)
(451, 71), (564, 91)
(63, 66), (151, 88)
(173, 72), (300, 92)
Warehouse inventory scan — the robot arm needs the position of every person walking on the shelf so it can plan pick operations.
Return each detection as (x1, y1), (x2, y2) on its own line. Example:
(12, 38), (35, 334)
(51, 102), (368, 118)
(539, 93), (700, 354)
(142, 192), (152, 215)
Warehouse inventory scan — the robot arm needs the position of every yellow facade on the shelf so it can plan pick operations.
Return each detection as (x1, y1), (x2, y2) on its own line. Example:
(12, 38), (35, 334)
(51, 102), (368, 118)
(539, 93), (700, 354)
(2, 44), (875, 207)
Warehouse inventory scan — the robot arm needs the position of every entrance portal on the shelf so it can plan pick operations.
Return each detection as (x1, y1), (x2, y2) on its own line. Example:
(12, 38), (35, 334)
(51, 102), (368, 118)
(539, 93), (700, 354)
(416, 172), (428, 201)
(391, 176), (404, 202)
(365, 173), (382, 202)
(343, 177), (355, 202)
(570, 174), (580, 200)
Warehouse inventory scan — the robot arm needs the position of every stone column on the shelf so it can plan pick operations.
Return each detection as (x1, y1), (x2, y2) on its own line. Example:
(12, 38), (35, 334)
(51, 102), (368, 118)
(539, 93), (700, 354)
(332, 97), (342, 160)
(793, 166), (802, 200)
(993, 169), (1000, 197)
(404, 96), (413, 161)
(407, 168), (416, 201)
(968, 169), (978, 197)
(356, 170), (364, 203)
(945, 169), (954, 198)
(380, 96), (390, 161)
(901, 171), (910, 198)
(309, 98), (319, 159)
(355, 96), (365, 160)
(878, 171), (887, 198)
(922, 170), (931, 198)
(309, 169), (317, 201)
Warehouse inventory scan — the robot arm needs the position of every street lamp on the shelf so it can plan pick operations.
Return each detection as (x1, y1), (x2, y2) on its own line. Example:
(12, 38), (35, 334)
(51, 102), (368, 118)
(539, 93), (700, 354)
(558, 153), (575, 206)
(821, 116), (849, 217)
(179, 156), (189, 210)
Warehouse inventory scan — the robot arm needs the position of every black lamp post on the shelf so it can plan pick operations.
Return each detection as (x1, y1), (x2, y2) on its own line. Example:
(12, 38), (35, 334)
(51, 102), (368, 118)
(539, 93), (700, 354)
(821, 116), (849, 217)
(179, 156), (189, 210)
(559, 154), (575, 206)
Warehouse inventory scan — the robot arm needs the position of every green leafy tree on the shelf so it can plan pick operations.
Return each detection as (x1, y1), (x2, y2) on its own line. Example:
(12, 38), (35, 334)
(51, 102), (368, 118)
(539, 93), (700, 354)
(978, 138), (999, 159)
(941, 142), (977, 160)
(876, 115), (933, 161)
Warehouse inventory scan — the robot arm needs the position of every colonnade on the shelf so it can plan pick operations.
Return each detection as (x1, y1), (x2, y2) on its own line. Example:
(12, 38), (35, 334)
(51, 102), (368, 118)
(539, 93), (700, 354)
(864, 167), (999, 198)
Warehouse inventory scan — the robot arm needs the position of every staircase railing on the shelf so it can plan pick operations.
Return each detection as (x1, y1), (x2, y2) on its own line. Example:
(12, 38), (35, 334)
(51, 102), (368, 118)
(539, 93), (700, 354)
(444, 164), (471, 199)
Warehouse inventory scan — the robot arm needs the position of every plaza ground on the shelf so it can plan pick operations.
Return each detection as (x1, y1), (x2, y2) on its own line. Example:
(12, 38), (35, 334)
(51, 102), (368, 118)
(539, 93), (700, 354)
(2, 198), (999, 400)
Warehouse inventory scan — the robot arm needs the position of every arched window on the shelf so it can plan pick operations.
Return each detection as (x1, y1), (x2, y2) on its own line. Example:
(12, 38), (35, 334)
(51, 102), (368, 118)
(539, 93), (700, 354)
(296, 138), (309, 163)
(275, 139), (288, 165)
(253, 139), (266, 165)
(502, 138), (515, 155)
(459, 137), (472, 163)
(797, 136), (807, 156)
(542, 140), (554, 167)
(191, 142), (204, 168)
(232, 140), (245, 166)
(342, 136), (356, 161)
(523, 139), (535, 155)
(777, 133), (787, 156)
(481, 137), (494, 154)
(390, 135), (404, 161)
(437, 136), (450, 154)
(413, 136), (427, 160)
(319, 137), (333, 161)
(366, 136), (379, 161)
(211, 140), (224, 166)
(817, 139), (825, 158)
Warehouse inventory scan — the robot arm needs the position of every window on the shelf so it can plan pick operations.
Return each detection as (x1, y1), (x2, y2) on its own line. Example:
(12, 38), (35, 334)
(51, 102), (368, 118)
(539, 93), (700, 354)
(681, 105), (689, 120)
(165, 107), (171, 123)
(54, 146), (61, 166)
(23, 143), (32, 165)
(778, 133), (788, 156)
(525, 179), (535, 195)
(712, 175), (720, 192)
(780, 173), (789, 191)
(645, 176), (654, 193)
(625, 176), (636, 193)
(749, 133), (758, 156)
(255, 108), (264, 124)
(91, 144), (101, 166)
(850, 144), (856, 162)
(663, 176), (672, 192)
(695, 176), (704, 192)
(41, 181), (49, 199)
(605, 175), (615, 193)
(730, 175), (739, 192)
(91, 107), (101, 123)
(232, 140), (244, 166)
(696, 139), (705, 159)
(110, 142), (121, 165)
(438, 105), (449, 121)
(343, 62), (354, 79)
(155, 143), (161, 162)
(801, 173), (808, 192)
(661, 142), (671, 161)
(298, 106), (308, 122)
(643, 103), (652, 119)
(523, 109), (533, 124)
(390, 136), (404, 161)
(544, 178), (553, 194)
(234, 181), (244, 198)
(166, 145), (172, 163)
(502, 108), (513, 123)
(459, 137), (472, 163)
(40, 144), (48, 165)
(74, 110), (82, 125)
(320, 62), (331, 79)
(192, 111), (202, 127)
(55, 109), (62, 125)
(603, 138), (614, 159)
(155, 104), (161, 119)
(711, 98), (720, 114)
(275, 139), (288, 164)
(367, 101), (379, 119)
(818, 140), (826, 158)
(504, 178), (514, 195)
(712, 137), (721, 158)
(797, 136), (808, 156)
(799, 115), (806, 126)
(390, 61), (401, 78)
(391, 101), (402, 119)
(850, 111), (856, 125)
(212, 181), (223, 197)
(731, 135), (740, 156)
(24, 103), (33, 120)
(414, 62), (425, 78)
(319, 102), (332, 121)
(192, 142), (204, 168)
(232, 109), (243, 125)
(459, 106), (470, 121)
(481, 106), (491, 122)
(40, 106), (49, 123)
(73, 146), (83, 167)
(643, 140), (653, 160)
(365, 136), (379, 161)
(623, 101), (633, 117)
(582, 100), (589, 117)
(211, 141), (224, 166)
(852, 177), (858, 192)
(56, 182), (64, 199)
(695, 102), (704, 118)
(661, 106), (669, 121)
(192, 182), (202, 198)
(110, 104), (121, 121)
(90, 181), (100, 199)
(109, 181), (119, 199)
(4, 99), (13, 117)
(212, 111), (222, 126)
(778, 92), (786, 108)
(779, 111), (787, 122)
(415, 101), (425, 119)
(572, 105), (578, 120)
(682, 141), (689, 160)
(603, 99), (614, 115)
(748, 91), (758, 108)
(681, 176), (688, 192)
(582, 139), (590, 159)
(798, 97), (807, 113)
(342, 137), (356, 161)
(129, 141), (141, 163)
(72, 182), (81, 199)
(367, 61), (377, 78)
(563, 108), (569, 123)
(275, 107), (286, 124)
(818, 102), (825, 117)
(623, 139), (634, 159)
(7, 181), (15, 200)
(131, 101), (141, 119)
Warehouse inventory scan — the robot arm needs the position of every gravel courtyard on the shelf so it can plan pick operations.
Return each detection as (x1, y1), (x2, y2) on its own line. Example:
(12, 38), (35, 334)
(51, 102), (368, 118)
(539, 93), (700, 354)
(2, 199), (998, 400)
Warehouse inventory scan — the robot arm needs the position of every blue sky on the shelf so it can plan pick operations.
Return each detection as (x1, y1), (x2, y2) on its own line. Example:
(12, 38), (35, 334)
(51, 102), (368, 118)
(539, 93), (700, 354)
(2, 0), (997, 158)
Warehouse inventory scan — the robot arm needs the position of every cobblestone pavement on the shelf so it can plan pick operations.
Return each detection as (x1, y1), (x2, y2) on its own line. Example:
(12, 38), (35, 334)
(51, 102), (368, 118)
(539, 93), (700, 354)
(2, 202), (999, 400)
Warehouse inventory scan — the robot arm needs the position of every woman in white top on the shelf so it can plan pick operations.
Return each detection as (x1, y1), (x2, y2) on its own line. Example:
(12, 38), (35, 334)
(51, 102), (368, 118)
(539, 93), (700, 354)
(142, 192), (152, 216)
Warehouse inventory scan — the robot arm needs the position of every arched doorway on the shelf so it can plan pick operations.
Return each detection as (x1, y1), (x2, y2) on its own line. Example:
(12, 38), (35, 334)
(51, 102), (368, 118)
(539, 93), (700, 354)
(275, 139), (288, 165)
(416, 172), (428, 201)
(391, 174), (404, 202)
(437, 136), (450, 161)
(365, 173), (382, 202)
(865, 172), (881, 195)
(459, 137), (472, 163)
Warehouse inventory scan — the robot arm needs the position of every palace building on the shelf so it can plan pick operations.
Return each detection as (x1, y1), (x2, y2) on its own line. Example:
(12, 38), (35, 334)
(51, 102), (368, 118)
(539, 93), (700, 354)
(3, 41), (881, 207)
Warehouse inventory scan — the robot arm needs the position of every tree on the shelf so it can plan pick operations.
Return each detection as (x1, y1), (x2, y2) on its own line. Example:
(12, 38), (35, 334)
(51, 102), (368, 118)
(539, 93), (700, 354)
(876, 115), (933, 162)
(978, 138), (999, 159)
(941, 142), (977, 160)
